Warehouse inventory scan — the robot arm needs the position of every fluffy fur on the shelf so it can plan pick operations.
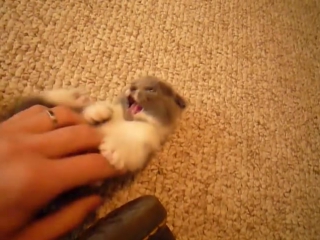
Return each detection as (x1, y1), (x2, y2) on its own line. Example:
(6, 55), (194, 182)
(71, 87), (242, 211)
(1, 76), (187, 172)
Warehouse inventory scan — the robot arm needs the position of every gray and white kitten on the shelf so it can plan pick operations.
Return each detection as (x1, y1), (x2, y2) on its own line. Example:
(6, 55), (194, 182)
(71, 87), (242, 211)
(2, 76), (186, 172)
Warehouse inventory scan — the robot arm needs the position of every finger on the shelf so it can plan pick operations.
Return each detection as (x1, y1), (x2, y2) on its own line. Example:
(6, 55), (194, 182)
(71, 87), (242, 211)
(50, 153), (125, 194)
(25, 124), (103, 158)
(6, 105), (47, 123)
(18, 106), (87, 134)
(11, 195), (102, 240)
(0, 105), (47, 134)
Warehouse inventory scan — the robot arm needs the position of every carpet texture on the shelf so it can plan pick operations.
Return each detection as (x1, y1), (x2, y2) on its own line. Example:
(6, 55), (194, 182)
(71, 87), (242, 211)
(1, 0), (319, 239)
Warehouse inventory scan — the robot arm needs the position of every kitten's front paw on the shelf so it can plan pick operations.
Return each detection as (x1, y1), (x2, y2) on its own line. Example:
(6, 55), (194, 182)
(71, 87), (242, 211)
(83, 102), (113, 124)
(99, 138), (146, 172)
(41, 88), (91, 108)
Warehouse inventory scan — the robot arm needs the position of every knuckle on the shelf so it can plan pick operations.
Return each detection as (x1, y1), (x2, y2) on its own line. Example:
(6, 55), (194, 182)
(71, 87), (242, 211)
(0, 138), (18, 154)
(30, 104), (47, 112)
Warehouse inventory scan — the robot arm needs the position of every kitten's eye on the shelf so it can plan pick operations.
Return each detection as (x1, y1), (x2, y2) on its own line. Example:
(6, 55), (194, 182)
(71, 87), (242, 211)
(145, 87), (155, 92)
(130, 86), (137, 92)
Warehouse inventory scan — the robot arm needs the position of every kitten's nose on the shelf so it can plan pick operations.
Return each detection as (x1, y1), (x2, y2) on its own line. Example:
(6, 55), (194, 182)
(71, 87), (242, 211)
(136, 91), (146, 101)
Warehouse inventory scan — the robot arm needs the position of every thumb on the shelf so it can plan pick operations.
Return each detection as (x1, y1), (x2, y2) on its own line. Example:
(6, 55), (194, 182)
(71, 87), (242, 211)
(11, 195), (102, 240)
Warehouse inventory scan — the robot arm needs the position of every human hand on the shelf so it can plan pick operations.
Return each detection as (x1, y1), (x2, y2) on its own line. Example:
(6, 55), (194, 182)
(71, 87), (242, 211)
(0, 105), (124, 240)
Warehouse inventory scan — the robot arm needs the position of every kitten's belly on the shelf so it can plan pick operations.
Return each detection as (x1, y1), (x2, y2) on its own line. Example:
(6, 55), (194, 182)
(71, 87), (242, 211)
(98, 120), (161, 149)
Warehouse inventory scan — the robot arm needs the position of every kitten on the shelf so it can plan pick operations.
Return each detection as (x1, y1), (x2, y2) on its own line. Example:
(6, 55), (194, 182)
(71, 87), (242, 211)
(1, 76), (187, 172)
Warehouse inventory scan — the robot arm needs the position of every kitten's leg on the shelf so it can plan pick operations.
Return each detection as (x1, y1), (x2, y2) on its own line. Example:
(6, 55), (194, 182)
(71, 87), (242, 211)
(99, 122), (161, 172)
(0, 88), (91, 121)
(43, 90), (117, 124)
(39, 88), (91, 109)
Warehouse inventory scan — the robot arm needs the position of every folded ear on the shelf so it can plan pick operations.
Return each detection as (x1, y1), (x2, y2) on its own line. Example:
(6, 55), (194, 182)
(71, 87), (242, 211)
(174, 93), (187, 109)
(157, 80), (187, 109)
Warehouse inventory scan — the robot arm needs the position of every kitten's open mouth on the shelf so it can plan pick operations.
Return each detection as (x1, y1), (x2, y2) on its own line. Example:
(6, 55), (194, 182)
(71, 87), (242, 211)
(127, 95), (143, 114)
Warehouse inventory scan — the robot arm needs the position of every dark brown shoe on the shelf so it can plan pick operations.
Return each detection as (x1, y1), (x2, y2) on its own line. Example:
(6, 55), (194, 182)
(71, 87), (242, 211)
(78, 195), (175, 240)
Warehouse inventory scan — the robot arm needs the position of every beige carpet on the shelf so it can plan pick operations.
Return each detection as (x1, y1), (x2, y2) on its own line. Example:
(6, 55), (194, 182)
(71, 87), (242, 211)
(1, 0), (319, 239)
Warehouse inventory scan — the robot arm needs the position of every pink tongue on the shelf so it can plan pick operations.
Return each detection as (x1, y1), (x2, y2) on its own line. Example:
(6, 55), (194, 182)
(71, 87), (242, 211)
(130, 104), (142, 114)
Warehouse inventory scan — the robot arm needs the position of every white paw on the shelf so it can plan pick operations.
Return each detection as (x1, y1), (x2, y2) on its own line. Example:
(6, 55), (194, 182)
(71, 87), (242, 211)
(41, 88), (91, 108)
(99, 138), (126, 170)
(99, 137), (147, 172)
(82, 102), (113, 124)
